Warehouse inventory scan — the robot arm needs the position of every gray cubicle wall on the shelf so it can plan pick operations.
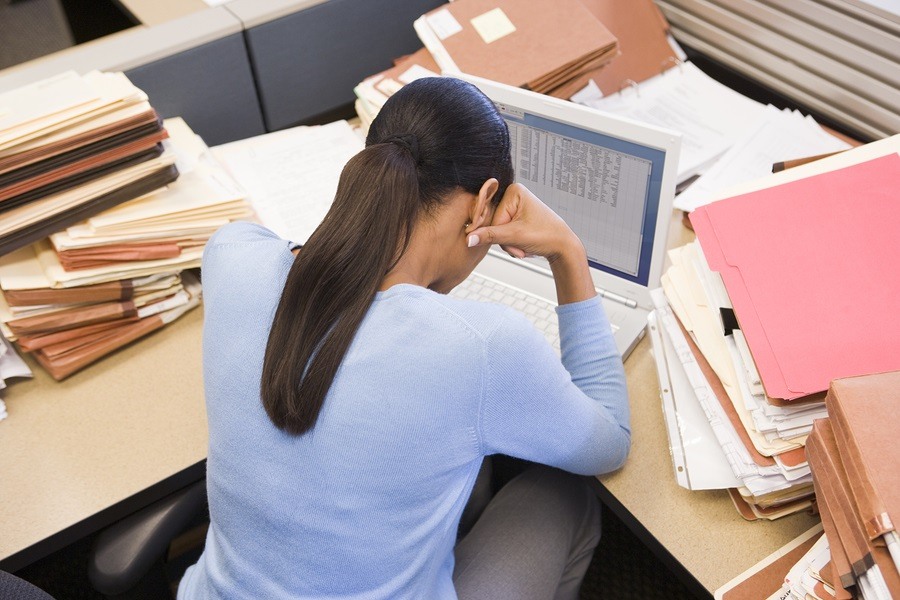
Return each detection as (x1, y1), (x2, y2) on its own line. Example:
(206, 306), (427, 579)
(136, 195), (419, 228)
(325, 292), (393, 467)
(124, 31), (264, 146)
(229, 0), (445, 131)
(0, 7), (265, 146)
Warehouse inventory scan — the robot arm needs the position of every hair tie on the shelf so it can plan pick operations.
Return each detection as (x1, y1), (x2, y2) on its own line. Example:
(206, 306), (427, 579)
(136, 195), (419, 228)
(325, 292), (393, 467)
(383, 134), (420, 164)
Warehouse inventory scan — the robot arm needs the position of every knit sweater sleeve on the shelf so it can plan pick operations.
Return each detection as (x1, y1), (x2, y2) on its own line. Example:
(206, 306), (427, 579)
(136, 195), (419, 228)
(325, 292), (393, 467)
(478, 296), (631, 476)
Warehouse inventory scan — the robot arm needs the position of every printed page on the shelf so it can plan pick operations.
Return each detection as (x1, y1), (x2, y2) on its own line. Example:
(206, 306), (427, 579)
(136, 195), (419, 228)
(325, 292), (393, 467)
(212, 121), (364, 245)
(577, 62), (766, 183)
(675, 106), (851, 212)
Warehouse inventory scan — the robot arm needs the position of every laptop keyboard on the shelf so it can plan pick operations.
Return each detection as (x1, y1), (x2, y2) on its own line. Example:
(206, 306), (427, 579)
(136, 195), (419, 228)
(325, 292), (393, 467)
(450, 273), (562, 350)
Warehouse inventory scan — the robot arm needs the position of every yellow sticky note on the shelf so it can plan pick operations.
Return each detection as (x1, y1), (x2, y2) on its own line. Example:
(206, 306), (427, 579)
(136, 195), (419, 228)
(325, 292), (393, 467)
(471, 8), (516, 44)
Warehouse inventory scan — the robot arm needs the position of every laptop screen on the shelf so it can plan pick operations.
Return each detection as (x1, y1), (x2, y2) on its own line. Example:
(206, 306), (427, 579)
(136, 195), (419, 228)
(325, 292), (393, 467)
(495, 103), (666, 287)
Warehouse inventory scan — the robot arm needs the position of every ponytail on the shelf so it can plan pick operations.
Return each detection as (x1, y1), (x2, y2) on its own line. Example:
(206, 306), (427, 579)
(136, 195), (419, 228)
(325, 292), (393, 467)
(260, 142), (420, 435)
(260, 76), (514, 435)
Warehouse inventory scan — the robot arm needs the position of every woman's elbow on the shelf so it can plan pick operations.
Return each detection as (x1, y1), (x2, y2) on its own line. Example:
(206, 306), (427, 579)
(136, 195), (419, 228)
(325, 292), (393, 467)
(593, 426), (631, 475)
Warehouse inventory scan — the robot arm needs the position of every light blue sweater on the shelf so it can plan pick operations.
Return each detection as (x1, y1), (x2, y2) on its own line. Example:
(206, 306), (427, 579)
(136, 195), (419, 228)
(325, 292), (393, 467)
(178, 221), (629, 600)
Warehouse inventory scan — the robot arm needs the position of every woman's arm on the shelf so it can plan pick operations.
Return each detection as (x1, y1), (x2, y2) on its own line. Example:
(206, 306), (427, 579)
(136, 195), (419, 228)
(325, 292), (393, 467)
(467, 185), (629, 475)
(478, 302), (630, 476)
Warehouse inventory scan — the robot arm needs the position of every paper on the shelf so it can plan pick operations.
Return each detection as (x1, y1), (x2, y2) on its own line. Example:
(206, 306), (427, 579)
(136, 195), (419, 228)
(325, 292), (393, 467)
(471, 8), (516, 44)
(648, 308), (741, 490)
(716, 133), (900, 200)
(0, 331), (32, 422)
(398, 64), (440, 85)
(675, 106), (851, 212)
(714, 524), (824, 600)
(425, 8), (463, 40)
(212, 120), (363, 245)
(691, 154), (900, 400)
(577, 62), (766, 183)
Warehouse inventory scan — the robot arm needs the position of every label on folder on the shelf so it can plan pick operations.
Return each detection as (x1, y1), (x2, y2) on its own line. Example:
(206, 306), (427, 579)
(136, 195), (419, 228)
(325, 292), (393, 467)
(471, 8), (517, 44)
(426, 8), (463, 40)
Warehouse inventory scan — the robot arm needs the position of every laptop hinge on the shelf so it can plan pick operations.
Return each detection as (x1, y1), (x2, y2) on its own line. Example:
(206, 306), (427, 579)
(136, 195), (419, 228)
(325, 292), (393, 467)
(597, 288), (638, 308)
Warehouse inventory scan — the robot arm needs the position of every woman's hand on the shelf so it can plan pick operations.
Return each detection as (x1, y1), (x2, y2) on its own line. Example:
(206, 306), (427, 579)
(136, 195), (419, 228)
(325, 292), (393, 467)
(467, 183), (595, 305)
(467, 183), (579, 264)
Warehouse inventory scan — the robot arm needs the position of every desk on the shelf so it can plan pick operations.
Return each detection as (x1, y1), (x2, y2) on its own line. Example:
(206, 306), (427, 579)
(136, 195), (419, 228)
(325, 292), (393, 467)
(0, 213), (820, 596)
(0, 308), (207, 573)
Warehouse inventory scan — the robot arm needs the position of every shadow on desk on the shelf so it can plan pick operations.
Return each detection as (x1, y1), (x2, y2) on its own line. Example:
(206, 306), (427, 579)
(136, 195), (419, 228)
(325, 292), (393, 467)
(14, 503), (698, 600)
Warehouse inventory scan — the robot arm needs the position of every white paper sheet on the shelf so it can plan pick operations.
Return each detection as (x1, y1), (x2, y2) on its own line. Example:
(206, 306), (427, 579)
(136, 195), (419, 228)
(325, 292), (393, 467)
(675, 106), (852, 211)
(212, 120), (364, 245)
(648, 309), (741, 490)
(576, 62), (766, 183)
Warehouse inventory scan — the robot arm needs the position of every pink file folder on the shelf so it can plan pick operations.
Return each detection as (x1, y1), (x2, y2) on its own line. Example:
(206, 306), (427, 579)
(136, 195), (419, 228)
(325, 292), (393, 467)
(690, 154), (900, 401)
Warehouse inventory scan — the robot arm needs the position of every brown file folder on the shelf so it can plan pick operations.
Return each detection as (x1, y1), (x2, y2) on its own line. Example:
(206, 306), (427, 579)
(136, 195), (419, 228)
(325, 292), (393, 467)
(807, 418), (900, 596)
(420, 0), (618, 95)
(549, 0), (679, 99)
(825, 371), (900, 542)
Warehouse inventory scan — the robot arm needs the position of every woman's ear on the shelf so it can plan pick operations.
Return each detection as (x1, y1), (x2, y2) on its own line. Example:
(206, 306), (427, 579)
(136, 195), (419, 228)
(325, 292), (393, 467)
(470, 178), (499, 230)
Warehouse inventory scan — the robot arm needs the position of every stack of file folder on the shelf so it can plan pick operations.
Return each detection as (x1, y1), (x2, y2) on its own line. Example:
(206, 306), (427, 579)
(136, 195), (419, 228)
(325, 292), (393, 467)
(714, 524), (843, 600)
(0, 71), (179, 257)
(721, 371), (900, 600)
(354, 48), (441, 128)
(414, 0), (618, 96)
(805, 372), (900, 600)
(650, 135), (900, 520)
(0, 117), (252, 380)
(355, 0), (686, 130)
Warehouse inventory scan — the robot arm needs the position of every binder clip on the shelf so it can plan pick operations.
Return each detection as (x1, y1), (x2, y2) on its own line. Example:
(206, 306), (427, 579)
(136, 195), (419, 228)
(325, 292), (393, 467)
(661, 57), (684, 75)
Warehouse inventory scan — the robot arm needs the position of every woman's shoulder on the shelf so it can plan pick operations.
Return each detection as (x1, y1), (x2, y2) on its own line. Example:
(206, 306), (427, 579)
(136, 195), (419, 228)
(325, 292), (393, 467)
(415, 289), (540, 345)
(205, 221), (285, 250)
(201, 221), (295, 298)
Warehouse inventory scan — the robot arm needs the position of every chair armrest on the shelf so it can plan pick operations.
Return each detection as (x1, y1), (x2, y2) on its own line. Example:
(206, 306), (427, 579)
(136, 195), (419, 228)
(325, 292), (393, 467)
(88, 481), (206, 595)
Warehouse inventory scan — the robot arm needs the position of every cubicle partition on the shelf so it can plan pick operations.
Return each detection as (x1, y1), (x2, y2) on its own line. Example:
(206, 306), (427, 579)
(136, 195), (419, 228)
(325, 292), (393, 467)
(228, 0), (445, 130)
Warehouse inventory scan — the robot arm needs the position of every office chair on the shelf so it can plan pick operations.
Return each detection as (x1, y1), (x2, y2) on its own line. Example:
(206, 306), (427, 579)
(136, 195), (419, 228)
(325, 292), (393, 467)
(89, 480), (207, 600)
(0, 570), (56, 600)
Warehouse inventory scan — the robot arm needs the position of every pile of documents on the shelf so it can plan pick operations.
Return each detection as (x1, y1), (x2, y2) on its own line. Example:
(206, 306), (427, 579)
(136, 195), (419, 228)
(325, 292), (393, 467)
(0, 117), (252, 380)
(355, 0), (639, 125)
(415, 0), (618, 96)
(718, 371), (900, 600)
(714, 525), (839, 600)
(650, 135), (900, 520)
(0, 71), (179, 257)
(212, 120), (363, 246)
(354, 49), (441, 128)
(805, 372), (900, 600)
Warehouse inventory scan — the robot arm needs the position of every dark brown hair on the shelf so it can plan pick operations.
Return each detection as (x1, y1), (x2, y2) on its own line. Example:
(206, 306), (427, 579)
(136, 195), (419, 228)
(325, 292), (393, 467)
(260, 77), (514, 435)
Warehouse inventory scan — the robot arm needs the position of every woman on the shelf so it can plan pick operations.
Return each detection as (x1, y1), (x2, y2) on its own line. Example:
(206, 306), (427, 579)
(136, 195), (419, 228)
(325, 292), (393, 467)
(179, 77), (630, 600)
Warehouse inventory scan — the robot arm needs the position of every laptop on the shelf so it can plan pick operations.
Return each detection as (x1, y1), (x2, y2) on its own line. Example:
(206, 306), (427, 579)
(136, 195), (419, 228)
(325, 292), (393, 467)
(451, 73), (682, 359)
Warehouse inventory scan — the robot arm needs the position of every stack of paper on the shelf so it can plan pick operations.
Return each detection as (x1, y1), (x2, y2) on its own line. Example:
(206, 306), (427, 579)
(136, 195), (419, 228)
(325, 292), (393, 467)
(414, 0), (618, 96)
(0, 118), (252, 380)
(575, 61), (768, 184)
(48, 118), (252, 276)
(675, 106), (852, 212)
(650, 136), (900, 520)
(804, 372), (900, 600)
(212, 120), (363, 246)
(0, 71), (179, 256)
(548, 0), (679, 101)
(354, 48), (441, 127)
(713, 525), (836, 600)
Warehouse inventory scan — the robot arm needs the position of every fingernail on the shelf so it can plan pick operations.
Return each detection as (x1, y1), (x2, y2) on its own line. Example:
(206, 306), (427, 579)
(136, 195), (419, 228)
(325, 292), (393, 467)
(467, 234), (479, 248)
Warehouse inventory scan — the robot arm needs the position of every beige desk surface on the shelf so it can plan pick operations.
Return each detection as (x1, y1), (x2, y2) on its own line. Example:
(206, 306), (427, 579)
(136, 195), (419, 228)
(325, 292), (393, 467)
(595, 214), (819, 596)
(0, 307), (207, 570)
(0, 215), (819, 592)
(116, 0), (210, 26)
